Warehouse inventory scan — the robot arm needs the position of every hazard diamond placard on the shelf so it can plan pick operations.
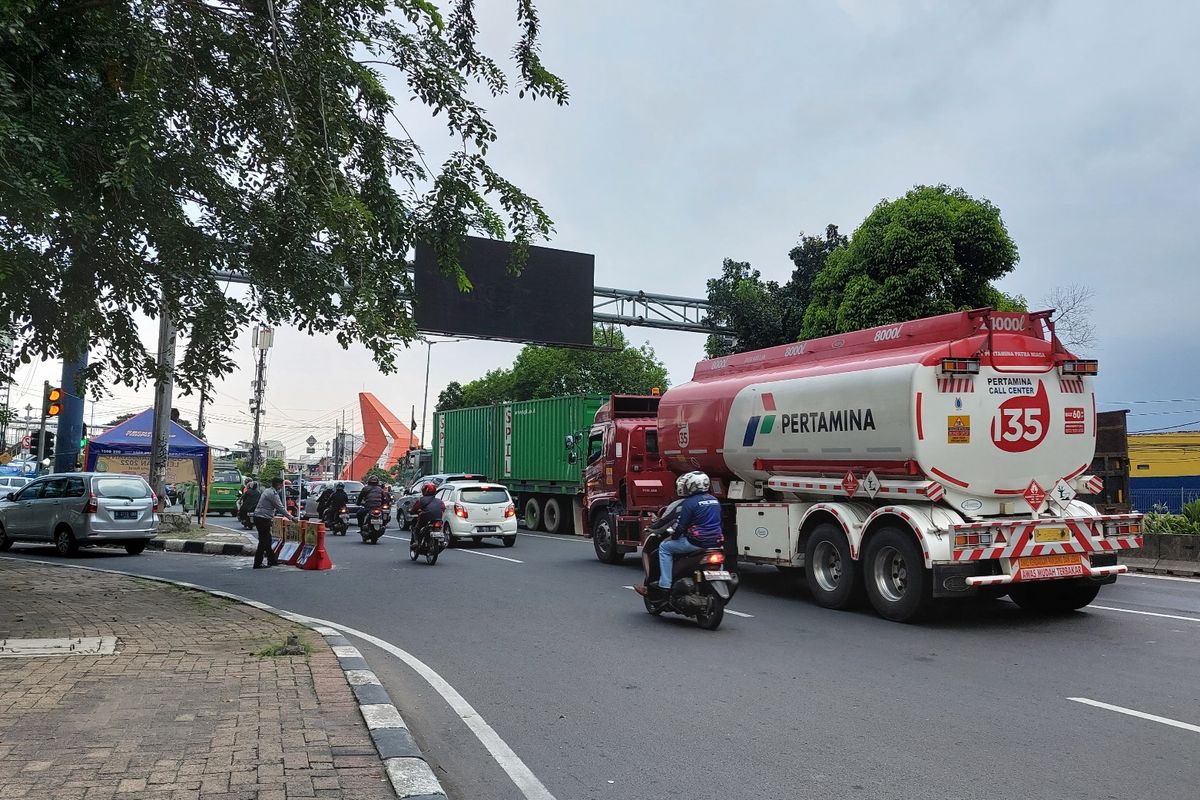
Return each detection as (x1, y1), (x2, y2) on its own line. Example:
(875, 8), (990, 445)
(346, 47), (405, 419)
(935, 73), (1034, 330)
(1023, 479), (1047, 514)
(841, 471), (859, 498)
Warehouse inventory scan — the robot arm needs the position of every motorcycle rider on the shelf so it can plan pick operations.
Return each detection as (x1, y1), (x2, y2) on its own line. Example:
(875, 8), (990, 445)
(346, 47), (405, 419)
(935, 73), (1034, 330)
(636, 471), (723, 598)
(411, 482), (446, 550)
(356, 475), (385, 528)
(239, 481), (262, 523)
(315, 483), (335, 521)
(324, 482), (350, 527)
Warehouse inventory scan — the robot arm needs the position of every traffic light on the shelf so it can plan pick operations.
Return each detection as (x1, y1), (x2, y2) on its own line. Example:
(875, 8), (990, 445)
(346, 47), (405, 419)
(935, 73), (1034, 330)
(44, 385), (64, 417)
(80, 423), (89, 451)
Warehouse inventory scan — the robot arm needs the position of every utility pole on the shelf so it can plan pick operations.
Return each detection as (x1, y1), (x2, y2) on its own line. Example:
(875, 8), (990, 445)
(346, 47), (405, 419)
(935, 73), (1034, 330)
(35, 380), (49, 471)
(248, 326), (272, 475)
(196, 385), (209, 440)
(147, 296), (178, 500)
(420, 341), (432, 454)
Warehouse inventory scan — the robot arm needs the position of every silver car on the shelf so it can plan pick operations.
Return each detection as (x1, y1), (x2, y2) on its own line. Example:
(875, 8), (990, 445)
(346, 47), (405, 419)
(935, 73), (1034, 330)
(0, 472), (160, 556)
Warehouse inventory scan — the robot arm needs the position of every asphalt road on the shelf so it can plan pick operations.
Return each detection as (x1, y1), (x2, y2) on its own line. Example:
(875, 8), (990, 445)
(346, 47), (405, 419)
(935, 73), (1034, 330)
(5, 525), (1200, 800)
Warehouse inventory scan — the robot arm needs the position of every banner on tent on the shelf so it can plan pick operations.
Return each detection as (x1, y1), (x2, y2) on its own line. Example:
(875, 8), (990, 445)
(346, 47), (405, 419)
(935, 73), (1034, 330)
(92, 455), (200, 484)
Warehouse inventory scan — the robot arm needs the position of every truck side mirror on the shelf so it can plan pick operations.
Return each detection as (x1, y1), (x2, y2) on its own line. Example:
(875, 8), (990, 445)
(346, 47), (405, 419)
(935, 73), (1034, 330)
(564, 435), (575, 450)
(568, 452), (578, 465)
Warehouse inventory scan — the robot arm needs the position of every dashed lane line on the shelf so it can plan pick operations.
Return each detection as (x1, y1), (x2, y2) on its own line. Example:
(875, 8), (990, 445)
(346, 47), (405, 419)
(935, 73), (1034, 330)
(382, 535), (524, 564)
(1068, 697), (1200, 735)
(621, 585), (753, 617)
(1089, 605), (1200, 624)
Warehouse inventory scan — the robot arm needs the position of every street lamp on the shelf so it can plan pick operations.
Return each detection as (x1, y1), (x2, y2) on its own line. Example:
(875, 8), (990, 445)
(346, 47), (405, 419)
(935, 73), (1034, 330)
(420, 337), (466, 452)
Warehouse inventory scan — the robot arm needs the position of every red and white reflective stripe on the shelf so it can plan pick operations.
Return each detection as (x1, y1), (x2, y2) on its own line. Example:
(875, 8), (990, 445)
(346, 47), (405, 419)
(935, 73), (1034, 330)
(937, 377), (975, 393)
(1059, 377), (1086, 393)
(1085, 476), (1103, 494)
(952, 519), (1143, 561)
(766, 476), (945, 501)
(925, 482), (945, 502)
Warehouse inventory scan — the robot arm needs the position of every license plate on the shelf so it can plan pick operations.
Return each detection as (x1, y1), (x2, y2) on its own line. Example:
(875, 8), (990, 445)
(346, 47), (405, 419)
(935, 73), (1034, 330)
(114, 510), (137, 520)
(702, 570), (732, 581)
(476, 526), (498, 533)
(1034, 527), (1070, 544)
(339, 515), (349, 521)
(216, 489), (230, 495)
(1017, 554), (1084, 581)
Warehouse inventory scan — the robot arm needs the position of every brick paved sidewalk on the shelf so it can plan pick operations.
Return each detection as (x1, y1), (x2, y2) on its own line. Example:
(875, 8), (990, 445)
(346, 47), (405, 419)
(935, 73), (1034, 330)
(0, 561), (394, 800)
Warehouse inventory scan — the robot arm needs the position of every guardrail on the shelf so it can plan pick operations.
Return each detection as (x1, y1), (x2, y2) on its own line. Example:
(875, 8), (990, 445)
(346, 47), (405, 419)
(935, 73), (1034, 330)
(1124, 532), (1200, 576)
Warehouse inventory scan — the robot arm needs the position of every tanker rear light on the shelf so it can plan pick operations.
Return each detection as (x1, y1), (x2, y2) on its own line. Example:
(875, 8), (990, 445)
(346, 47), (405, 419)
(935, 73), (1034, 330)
(1103, 519), (1141, 537)
(939, 358), (980, 376)
(1060, 360), (1099, 376)
(954, 531), (993, 548)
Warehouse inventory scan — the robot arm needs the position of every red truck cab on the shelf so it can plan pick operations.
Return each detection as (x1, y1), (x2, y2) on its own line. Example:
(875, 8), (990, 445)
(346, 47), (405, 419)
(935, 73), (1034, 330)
(582, 395), (675, 563)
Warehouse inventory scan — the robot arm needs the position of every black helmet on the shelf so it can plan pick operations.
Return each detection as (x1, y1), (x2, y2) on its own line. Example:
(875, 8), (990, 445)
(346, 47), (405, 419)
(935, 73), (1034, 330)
(335, 482), (344, 490)
(368, 475), (380, 485)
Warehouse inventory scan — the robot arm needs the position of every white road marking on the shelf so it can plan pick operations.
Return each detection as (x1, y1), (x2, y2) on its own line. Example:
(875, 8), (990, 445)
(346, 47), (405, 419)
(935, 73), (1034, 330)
(1125, 572), (1200, 584)
(1068, 697), (1200, 734)
(622, 586), (751, 617)
(382, 535), (524, 564)
(1, 556), (557, 800)
(289, 615), (557, 800)
(1090, 605), (1200, 624)
(518, 531), (588, 542)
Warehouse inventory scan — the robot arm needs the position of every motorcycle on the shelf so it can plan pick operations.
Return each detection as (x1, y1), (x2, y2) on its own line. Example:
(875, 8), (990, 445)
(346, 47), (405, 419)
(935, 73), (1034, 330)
(237, 507), (254, 530)
(323, 505), (350, 536)
(409, 518), (445, 565)
(360, 506), (386, 544)
(640, 526), (739, 631)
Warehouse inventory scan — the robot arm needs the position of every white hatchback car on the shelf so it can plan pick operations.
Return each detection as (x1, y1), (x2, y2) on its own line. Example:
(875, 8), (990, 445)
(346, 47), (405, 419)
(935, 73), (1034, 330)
(436, 483), (518, 547)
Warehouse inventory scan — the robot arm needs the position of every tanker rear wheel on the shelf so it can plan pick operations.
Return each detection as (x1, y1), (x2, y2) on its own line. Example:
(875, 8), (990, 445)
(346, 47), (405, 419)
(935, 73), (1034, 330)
(863, 527), (933, 623)
(804, 523), (862, 610)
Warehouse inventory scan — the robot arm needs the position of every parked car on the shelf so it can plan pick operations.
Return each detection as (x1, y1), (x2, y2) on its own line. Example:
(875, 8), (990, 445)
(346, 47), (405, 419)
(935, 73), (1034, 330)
(300, 480), (365, 523)
(396, 473), (488, 528)
(0, 476), (32, 493)
(0, 472), (159, 556)
(435, 482), (517, 547)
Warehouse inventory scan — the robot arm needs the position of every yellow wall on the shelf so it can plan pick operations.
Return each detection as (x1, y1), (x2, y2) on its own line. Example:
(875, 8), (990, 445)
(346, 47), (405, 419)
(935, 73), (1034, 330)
(1129, 432), (1200, 478)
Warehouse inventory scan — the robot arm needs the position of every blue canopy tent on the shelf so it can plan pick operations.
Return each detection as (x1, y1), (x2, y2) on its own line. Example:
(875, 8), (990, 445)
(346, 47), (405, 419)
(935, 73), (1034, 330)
(84, 409), (213, 520)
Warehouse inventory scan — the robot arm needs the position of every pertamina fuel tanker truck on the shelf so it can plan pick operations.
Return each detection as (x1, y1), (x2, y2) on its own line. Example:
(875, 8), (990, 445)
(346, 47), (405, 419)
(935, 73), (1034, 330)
(581, 308), (1143, 622)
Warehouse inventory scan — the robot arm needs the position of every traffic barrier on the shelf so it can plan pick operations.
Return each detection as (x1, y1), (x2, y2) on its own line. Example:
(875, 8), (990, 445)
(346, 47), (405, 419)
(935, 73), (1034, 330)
(271, 517), (286, 557)
(278, 520), (304, 564)
(298, 521), (333, 571)
(282, 522), (304, 566)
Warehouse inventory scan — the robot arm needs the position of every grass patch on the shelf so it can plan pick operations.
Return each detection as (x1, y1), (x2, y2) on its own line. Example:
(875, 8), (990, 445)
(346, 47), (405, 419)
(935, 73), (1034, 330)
(256, 635), (312, 658)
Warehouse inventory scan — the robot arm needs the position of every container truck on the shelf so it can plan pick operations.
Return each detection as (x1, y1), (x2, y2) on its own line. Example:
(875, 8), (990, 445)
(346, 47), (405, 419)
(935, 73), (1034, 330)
(582, 307), (1143, 621)
(432, 395), (608, 534)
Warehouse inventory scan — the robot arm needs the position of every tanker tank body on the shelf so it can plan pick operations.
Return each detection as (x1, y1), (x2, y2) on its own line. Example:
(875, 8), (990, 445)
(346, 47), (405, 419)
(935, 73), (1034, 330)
(648, 308), (1143, 622)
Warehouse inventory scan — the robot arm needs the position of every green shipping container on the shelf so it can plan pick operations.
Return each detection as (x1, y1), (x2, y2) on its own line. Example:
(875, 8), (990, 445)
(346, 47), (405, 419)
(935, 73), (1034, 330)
(432, 394), (604, 494)
(433, 404), (502, 479)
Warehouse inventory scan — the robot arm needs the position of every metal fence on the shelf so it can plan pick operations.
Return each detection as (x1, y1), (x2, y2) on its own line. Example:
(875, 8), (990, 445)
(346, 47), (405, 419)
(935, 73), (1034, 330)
(1130, 488), (1200, 514)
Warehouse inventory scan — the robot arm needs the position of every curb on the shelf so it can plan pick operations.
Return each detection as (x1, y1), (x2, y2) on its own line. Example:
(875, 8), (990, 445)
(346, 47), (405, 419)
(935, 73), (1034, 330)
(147, 538), (255, 556)
(0, 556), (448, 800)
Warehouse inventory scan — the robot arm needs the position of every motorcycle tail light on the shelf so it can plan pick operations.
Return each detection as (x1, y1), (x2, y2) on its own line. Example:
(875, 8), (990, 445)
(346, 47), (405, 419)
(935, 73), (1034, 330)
(703, 552), (724, 565)
(340, 506), (347, 513)
(454, 503), (469, 519)
(504, 504), (516, 518)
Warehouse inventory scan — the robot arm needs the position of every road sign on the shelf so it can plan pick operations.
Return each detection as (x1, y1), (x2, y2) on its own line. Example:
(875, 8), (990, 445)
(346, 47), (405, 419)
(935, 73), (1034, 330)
(862, 470), (881, 500)
(1023, 479), (1047, 514)
(1049, 479), (1076, 512)
(22, 435), (31, 450)
(306, 435), (317, 447)
(841, 471), (860, 498)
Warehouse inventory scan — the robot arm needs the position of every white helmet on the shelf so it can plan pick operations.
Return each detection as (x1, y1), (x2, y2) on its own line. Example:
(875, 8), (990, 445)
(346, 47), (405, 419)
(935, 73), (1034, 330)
(675, 471), (711, 497)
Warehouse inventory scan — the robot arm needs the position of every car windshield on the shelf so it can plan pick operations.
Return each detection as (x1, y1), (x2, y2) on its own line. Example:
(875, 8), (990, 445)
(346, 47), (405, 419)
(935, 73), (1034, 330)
(460, 488), (510, 505)
(213, 470), (242, 483)
(95, 477), (151, 499)
(342, 482), (364, 494)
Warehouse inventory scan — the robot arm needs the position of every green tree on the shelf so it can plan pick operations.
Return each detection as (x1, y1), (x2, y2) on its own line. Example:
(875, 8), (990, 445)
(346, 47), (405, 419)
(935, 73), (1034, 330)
(435, 381), (466, 412)
(258, 457), (286, 484)
(449, 327), (668, 406)
(801, 186), (1020, 338)
(705, 225), (846, 357)
(0, 1), (566, 396)
(362, 466), (394, 485)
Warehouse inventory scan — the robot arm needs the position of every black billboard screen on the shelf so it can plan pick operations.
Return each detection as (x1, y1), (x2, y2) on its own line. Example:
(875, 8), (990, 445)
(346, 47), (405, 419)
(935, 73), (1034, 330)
(413, 237), (595, 347)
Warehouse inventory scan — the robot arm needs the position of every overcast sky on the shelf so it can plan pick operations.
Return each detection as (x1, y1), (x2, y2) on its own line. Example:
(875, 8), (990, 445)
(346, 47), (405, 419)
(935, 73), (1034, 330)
(9, 0), (1200, 455)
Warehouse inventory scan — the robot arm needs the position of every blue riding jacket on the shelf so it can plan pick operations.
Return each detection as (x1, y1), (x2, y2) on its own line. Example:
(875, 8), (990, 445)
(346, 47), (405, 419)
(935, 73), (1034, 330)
(674, 493), (723, 547)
